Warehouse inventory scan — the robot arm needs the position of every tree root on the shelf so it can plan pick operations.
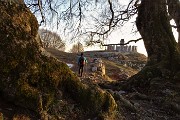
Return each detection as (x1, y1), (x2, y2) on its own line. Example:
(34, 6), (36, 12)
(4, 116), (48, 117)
(107, 90), (138, 113)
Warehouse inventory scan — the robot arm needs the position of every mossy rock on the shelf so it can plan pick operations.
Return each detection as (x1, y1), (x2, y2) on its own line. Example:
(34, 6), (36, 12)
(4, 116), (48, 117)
(0, 1), (117, 118)
(60, 76), (117, 115)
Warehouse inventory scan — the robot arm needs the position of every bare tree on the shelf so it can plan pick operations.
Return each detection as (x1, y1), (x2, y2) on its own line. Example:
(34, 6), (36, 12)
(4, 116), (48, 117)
(1, 0), (180, 118)
(7, 0), (180, 75)
(120, 0), (180, 92)
(1, 0), (117, 113)
(39, 29), (65, 51)
(23, 0), (138, 43)
(70, 42), (84, 53)
(21, 0), (179, 45)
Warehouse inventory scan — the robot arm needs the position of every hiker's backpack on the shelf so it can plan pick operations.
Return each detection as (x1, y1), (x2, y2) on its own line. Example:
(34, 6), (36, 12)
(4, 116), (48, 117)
(79, 56), (85, 65)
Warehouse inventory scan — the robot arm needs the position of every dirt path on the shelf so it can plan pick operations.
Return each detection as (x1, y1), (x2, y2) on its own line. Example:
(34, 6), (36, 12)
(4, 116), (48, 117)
(46, 48), (180, 120)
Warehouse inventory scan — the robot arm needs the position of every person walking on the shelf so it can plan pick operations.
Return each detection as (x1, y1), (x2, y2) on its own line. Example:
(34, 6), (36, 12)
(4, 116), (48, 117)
(78, 52), (86, 77)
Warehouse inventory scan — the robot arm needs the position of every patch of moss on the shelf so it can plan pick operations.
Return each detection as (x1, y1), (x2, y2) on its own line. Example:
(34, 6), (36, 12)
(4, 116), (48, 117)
(15, 82), (40, 111)
(0, 1), (117, 118)
(60, 72), (117, 116)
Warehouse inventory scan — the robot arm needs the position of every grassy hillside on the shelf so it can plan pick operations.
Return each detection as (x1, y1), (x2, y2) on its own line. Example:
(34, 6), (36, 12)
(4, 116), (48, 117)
(45, 48), (145, 80)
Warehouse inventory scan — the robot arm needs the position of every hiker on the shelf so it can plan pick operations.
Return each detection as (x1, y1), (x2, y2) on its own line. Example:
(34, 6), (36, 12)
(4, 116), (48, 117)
(78, 52), (87, 77)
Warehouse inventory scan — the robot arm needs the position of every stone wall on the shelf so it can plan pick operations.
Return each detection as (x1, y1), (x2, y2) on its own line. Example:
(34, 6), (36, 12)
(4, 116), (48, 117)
(107, 45), (137, 53)
(88, 52), (146, 71)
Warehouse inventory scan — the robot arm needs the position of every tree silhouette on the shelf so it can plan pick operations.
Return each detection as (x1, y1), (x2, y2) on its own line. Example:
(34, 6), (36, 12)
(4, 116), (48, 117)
(39, 29), (65, 51)
(70, 42), (84, 53)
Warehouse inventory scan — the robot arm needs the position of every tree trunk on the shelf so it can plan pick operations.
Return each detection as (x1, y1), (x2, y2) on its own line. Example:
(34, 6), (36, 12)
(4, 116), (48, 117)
(0, 1), (117, 118)
(122, 0), (180, 93)
(167, 0), (180, 47)
(4, 0), (24, 4)
(136, 0), (180, 72)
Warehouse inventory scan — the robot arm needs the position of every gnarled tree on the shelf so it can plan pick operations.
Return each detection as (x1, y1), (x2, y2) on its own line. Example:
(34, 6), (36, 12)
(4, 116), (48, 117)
(39, 28), (66, 51)
(0, 0), (117, 119)
(125, 0), (180, 89)
(1, 0), (180, 118)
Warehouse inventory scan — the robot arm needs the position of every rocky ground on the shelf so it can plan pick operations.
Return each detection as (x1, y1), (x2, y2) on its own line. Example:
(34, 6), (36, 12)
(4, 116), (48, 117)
(45, 48), (180, 120)
(0, 48), (179, 120)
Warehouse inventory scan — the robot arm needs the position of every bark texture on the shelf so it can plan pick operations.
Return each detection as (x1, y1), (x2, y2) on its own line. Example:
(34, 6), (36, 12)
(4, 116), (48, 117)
(136, 0), (180, 72)
(167, 0), (180, 47)
(0, 1), (116, 118)
(122, 0), (180, 93)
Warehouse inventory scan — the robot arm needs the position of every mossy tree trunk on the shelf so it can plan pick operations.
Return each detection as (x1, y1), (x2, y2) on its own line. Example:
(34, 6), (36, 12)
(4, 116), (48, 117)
(136, 0), (180, 72)
(0, 1), (116, 118)
(123, 0), (180, 92)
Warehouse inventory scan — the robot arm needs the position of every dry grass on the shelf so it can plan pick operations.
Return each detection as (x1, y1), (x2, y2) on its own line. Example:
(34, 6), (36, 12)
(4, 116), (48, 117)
(45, 48), (141, 81)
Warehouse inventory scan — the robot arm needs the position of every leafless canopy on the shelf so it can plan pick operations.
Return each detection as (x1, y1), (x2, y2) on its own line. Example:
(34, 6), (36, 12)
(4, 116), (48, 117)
(24, 0), (180, 46)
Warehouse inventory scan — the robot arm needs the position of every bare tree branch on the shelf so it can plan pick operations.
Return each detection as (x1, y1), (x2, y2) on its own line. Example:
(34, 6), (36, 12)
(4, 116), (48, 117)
(37, 0), (45, 24)
(25, 0), (141, 46)
(101, 38), (142, 46)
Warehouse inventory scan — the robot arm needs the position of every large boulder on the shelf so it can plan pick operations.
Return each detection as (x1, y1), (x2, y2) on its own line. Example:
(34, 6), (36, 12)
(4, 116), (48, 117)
(0, 1), (116, 118)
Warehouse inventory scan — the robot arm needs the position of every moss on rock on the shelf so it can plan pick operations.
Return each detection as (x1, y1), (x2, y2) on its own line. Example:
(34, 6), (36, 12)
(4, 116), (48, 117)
(60, 74), (117, 115)
(0, 1), (116, 118)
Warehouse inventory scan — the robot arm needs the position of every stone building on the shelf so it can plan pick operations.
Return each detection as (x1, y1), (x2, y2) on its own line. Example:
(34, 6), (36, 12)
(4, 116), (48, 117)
(107, 39), (137, 53)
